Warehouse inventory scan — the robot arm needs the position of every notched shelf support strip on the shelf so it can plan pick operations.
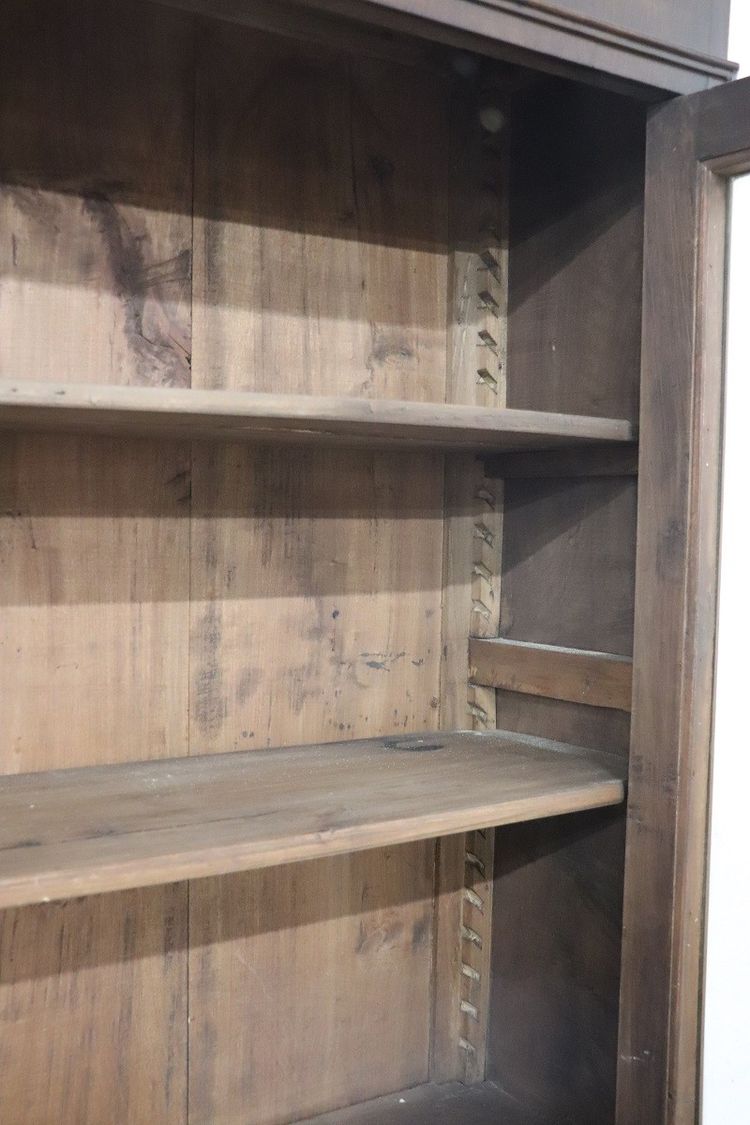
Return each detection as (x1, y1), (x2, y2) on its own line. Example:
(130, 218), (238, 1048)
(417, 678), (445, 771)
(469, 637), (633, 712)
(458, 103), (508, 1075)
(458, 827), (494, 1082)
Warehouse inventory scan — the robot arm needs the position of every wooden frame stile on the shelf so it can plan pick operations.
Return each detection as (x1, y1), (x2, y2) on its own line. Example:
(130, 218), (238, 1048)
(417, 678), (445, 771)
(617, 75), (750, 1124)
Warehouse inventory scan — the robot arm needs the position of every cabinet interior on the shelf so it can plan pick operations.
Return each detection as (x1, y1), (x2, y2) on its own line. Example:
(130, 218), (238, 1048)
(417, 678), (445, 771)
(0, 0), (647, 1121)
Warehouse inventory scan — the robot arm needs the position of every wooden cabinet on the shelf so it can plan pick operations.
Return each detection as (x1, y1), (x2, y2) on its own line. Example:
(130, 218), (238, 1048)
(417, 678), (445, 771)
(0, 0), (742, 1122)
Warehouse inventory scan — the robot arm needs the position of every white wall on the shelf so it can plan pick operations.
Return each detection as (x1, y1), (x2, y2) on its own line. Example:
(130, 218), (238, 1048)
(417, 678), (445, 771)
(701, 6), (750, 1121)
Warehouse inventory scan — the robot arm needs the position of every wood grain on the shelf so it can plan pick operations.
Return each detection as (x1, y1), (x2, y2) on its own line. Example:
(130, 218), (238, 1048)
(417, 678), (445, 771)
(189, 850), (435, 1125)
(186, 24), (453, 1121)
(0, 887), (187, 1125)
(0, 0), (193, 389)
(0, 731), (627, 909)
(187, 444), (443, 755)
(0, 434), (190, 774)
(0, 4), (194, 1122)
(616, 84), (732, 1124)
(0, 379), (636, 451)
(470, 638), (632, 711)
(163, 0), (734, 74)
(494, 690), (632, 761)
(191, 21), (451, 402)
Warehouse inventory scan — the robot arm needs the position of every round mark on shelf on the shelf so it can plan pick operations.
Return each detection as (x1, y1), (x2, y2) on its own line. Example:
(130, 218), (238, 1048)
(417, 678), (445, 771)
(384, 737), (444, 753)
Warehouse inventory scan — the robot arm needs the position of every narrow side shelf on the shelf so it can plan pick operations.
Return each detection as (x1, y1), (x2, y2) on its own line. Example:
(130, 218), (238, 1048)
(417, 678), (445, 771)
(0, 380), (636, 452)
(0, 730), (626, 909)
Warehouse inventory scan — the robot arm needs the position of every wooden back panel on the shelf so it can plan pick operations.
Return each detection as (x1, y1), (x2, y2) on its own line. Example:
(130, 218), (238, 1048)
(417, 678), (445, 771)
(0, 2), (501, 1121)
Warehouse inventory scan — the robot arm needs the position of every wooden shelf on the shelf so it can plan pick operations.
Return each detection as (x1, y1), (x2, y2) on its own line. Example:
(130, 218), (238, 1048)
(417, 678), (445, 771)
(0, 730), (625, 909)
(301, 1080), (543, 1123)
(0, 380), (636, 452)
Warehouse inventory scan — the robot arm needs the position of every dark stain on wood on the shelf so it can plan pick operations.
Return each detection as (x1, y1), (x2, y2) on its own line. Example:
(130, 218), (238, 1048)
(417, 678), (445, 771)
(81, 193), (191, 386)
(193, 603), (228, 737)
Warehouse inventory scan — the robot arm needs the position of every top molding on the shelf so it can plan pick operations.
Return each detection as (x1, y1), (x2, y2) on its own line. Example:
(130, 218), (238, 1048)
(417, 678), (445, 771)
(159, 0), (736, 95)
(289, 0), (738, 94)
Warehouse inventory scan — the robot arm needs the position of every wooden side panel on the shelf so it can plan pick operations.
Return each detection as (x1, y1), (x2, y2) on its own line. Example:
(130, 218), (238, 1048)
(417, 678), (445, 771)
(0, 4), (193, 1122)
(188, 25), (450, 1123)
(491, 692), (631, 757)
(490, 807), (626, 1125)
(505, 79), (645, 421)
(487, 77), (644, 1124)
(490, 689), (630, 1125)
(499, 477), (637, 656)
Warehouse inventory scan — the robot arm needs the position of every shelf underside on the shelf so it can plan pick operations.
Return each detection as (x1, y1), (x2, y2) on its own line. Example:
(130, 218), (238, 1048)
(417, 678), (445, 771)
(302, 1081), (542, 1123)
(0, 381), (636, 453)
(0, 730), (625, 909)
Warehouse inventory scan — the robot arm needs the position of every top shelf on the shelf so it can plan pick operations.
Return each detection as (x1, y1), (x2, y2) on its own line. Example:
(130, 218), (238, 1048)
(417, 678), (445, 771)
(0, 380), (636, 453)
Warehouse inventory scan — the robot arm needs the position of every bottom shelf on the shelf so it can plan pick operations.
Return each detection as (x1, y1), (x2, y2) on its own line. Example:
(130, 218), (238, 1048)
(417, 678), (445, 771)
(302, 1081), (543, 1124)
(0, 729), (625, 909)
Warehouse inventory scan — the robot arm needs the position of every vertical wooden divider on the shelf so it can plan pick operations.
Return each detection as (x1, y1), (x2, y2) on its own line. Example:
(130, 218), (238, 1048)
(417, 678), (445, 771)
(431, 77), (509, 1085)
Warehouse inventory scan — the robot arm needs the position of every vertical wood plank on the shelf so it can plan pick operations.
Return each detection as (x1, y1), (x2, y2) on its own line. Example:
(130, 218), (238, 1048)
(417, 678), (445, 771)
(0, 0), (193, 389)
(188, 444), (444, 755)
(0, 435), (191, 773)
(189, 851), (435, 1125)
(0, 4), (194, 1121)
(188, 24), (450, 1121)
(186, 443), (444, 1123)
(0, 888), (187, 1125)
(191, 23), (450, 402)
